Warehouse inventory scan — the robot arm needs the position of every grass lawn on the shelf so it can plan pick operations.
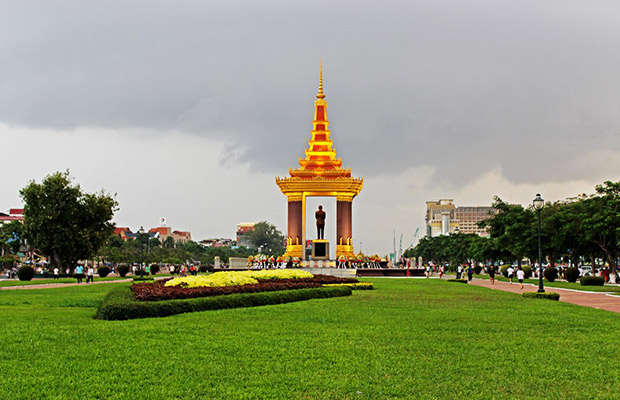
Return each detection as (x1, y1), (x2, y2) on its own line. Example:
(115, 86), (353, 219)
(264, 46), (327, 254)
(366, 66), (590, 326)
(0, 273), (188, 287)
(479, 275), (620, 293)
(1, 279), (618, 399)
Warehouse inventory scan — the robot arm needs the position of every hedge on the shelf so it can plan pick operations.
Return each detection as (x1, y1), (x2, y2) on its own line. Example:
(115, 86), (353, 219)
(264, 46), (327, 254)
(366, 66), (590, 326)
(522, 292), (560, 301)
(17, 266), (35, 281)
(544, 267), (558, 282)
(579, 276), (605, 286)
(117, 265), (129, 277)
(565, 267), (579, 283)
(97, 266), (111, 278)
(96, 286), (352, 320)
(447, 279), (468, 283)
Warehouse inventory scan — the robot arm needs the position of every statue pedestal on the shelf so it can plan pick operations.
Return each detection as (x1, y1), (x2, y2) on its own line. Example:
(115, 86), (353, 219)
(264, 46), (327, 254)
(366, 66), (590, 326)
(311, 240), (329, 260)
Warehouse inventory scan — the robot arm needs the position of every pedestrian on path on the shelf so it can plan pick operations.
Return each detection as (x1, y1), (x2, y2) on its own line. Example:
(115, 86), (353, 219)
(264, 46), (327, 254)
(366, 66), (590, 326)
(53, 267), (59, 279)
(516, 267), (525, 289)
(75, 265), (84, 284)
(439, 265), (444, 279)
(86, 266), (94, 283)
(488, 264), (496, 284)
(507, 266), (515, 284)
(466, 264), (474, 282)
(456, 265), (462, 279)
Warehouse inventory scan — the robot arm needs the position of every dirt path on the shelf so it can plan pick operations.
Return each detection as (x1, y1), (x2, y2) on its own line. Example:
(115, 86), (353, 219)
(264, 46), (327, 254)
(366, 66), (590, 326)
(468, 278), (620, 313)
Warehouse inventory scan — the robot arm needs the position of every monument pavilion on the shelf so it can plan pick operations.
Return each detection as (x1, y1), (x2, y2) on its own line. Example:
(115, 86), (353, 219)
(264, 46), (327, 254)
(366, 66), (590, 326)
(276, 66), (363, 260)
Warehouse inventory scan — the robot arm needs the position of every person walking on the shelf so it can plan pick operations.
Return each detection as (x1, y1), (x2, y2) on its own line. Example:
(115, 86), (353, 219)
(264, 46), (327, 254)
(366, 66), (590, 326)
(86, 266), (94, 283)
(507, 266), (515, 284)
(439, 265), (444, 279)
(53, 267), (59, 279)
(466, 264), (474, 282)
(516, 267), (525, 289)
(75, 264), (84, 284)
(456, 264), (463, 279)
(488, 264), (496, 285)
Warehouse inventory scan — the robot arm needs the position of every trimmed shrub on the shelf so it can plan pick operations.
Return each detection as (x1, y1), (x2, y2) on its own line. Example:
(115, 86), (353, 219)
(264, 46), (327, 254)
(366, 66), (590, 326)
(565, 267), (579, 283)
(522, 292), (560, 301)
(579, 276), (604, 286)
(150, 265), (160, 275)
(522, 266), (532, 279)
(447, 279), (468, 283)
(544, 267), (558, 282)
(474, 265), (482, 275)
(96, 286), (352, 320)
(117, 265), (129, 277)
(17, 266), (35, 281)
(500, 265), (510, 277)
(133, 277), (155, 282)
(97, 266), (111, 277)
(199, 265), (208, 273)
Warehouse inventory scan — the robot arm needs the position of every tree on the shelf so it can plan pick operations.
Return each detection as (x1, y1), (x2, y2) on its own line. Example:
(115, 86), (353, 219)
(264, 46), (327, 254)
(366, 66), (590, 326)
(580, 181), (620, 281)
(244, 221), (285, 255)
(479, 196), (536, 267)
(20, 171), (118, 271)
(0, 220), (23, 256)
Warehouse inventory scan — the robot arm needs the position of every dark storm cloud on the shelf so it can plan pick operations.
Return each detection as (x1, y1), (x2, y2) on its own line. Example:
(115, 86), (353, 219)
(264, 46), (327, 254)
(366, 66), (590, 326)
(2, 0), (620, 185)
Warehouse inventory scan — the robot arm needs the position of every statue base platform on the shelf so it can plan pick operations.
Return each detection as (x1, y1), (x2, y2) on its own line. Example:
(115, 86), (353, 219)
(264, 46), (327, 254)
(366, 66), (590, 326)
(311, 240), (329, 260)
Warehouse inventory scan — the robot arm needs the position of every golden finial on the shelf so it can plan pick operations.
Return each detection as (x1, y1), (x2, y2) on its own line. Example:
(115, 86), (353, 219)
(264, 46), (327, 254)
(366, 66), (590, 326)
(317, 60), (325, 99)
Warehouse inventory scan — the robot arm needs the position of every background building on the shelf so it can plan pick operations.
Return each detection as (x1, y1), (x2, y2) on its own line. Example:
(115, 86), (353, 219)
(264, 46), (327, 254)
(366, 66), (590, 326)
(425, 200), (495, 237)
(0, 208), (24, 226)
(236, 223), (255, 247)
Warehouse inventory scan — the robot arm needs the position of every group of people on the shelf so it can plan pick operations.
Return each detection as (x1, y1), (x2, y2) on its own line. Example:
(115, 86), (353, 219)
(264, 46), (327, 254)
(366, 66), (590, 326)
(73, 264), (96, 284)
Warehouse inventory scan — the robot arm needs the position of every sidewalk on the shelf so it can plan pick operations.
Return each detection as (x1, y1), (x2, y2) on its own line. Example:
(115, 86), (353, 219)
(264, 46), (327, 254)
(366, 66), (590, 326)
(468, 278), (620, 313)
(0, 278), (133, 290)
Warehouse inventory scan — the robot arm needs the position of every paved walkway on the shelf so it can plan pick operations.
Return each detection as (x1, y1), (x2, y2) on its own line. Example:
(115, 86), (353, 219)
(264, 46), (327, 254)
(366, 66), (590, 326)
(0, 278), (133, 290)
(468, 278), (620, 313)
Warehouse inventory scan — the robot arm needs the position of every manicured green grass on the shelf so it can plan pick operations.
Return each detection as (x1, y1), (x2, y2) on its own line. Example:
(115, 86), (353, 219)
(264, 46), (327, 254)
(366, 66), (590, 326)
(478, 275), (620, 292)
(1, 279), (618, 399)
(0, 276), (130, 287)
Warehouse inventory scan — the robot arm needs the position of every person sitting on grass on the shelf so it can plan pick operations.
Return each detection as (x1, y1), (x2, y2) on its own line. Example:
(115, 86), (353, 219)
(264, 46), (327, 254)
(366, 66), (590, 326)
(516, 267), (525, 289)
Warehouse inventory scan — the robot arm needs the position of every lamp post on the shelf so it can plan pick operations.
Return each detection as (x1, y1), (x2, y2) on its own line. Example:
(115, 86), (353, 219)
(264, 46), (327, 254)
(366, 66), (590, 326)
(454, 226), (460, 266)
(533, 194), (545, 293)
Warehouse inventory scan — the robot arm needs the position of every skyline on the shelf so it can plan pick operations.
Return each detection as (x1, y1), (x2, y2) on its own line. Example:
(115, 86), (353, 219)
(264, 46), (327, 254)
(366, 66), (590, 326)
(2, 1), (620, 255)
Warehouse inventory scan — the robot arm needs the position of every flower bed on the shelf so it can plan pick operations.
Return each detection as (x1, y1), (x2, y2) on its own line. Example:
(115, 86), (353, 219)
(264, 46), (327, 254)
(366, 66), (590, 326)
(97, 285), (352, 320)
(133, 273), (362, 302)
(164, 269), (315, 288)
(323, 282), (374, 290)
(133, 280), (322, 302)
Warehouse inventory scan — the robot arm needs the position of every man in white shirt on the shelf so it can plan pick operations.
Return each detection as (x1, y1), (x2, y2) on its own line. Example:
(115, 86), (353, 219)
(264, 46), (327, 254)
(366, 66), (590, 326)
(507, 266), (515, 284)
(53, 267), (59, 279)
(516, 267), (525, 289)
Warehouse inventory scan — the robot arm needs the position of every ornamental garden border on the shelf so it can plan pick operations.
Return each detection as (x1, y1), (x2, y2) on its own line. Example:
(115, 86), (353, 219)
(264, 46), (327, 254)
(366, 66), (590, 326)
(96, 285), (352, 320)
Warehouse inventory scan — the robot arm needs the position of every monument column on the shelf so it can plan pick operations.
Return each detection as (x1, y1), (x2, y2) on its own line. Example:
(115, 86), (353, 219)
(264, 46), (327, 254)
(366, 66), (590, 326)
(337, 195), (354, 256)
(286, 194), (303, 258)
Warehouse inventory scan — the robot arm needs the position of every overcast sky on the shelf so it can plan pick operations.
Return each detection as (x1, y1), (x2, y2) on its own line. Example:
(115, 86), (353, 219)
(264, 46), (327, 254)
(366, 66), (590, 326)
(2, 0), (620, 256)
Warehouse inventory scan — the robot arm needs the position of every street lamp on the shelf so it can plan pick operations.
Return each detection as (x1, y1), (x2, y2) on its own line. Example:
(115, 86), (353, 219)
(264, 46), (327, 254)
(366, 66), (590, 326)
(454, 226), (460, 265)
(533, 194), (544, 293)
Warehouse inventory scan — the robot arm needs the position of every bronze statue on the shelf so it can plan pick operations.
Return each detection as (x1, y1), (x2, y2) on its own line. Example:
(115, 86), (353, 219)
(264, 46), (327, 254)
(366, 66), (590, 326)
(315, 205), (326, 239)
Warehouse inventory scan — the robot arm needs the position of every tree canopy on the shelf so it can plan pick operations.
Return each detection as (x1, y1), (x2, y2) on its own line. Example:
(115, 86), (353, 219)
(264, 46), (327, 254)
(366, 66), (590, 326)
(20, 171), (118, 270)
(244, 221), (286, 255)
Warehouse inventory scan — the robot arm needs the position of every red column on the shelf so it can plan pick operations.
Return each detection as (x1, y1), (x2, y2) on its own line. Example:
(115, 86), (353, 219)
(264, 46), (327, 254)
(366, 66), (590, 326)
(288, 201), (302, 245)
(337, 200), (352, 245)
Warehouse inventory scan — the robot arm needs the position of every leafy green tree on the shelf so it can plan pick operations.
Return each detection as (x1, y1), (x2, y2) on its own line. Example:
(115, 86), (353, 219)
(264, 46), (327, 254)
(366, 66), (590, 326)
(0, 220), (23, 256)
(479, 196), (536, 267)
(19, 171), (118, 271)
(580, 181), (620, 279)
(244, 221), (285, 255)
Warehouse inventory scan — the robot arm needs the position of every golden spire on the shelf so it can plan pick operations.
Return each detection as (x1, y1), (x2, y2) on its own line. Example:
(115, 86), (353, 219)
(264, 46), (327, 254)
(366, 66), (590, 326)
(317, 60), (325, 99)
